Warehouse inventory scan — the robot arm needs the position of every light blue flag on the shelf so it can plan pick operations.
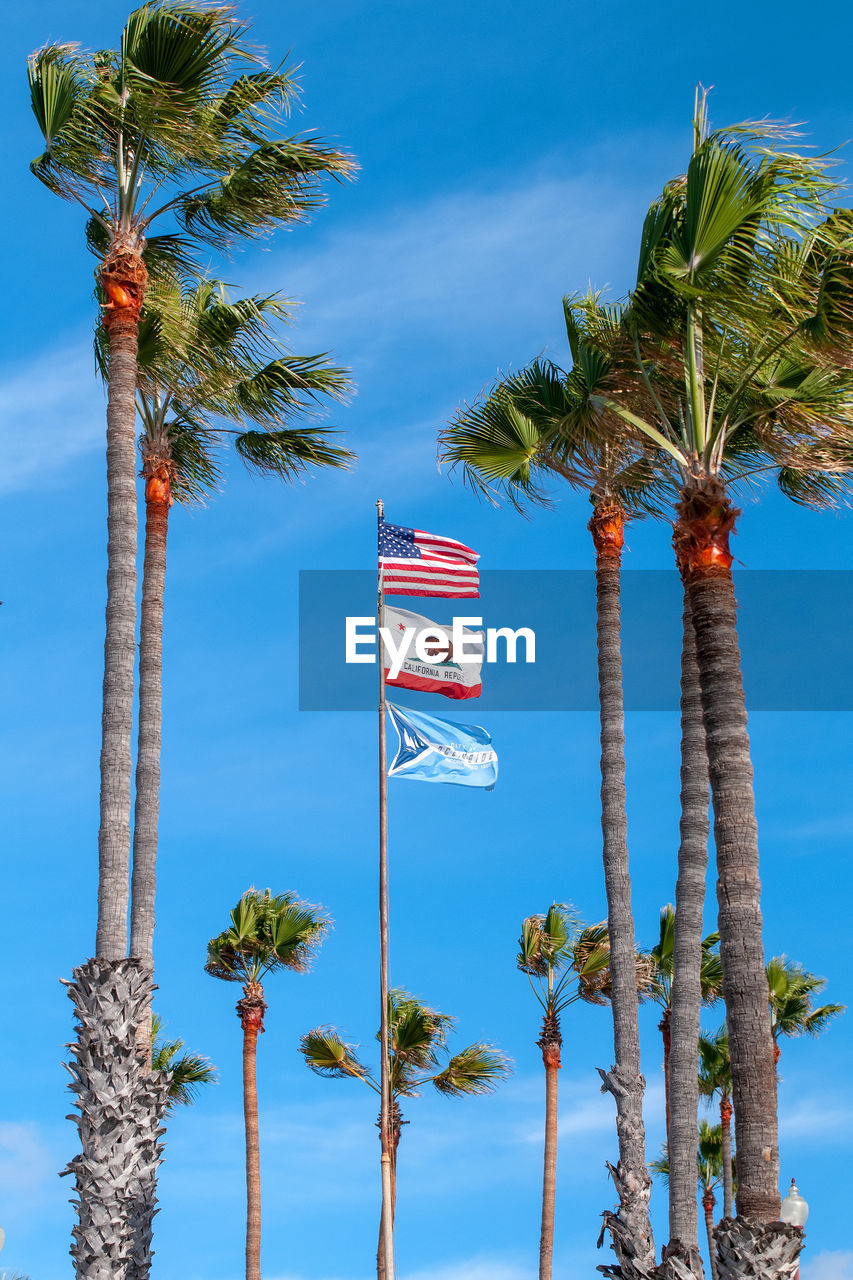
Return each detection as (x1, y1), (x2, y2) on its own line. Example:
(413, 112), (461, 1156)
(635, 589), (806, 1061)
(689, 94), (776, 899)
(386, 702), (498, 789)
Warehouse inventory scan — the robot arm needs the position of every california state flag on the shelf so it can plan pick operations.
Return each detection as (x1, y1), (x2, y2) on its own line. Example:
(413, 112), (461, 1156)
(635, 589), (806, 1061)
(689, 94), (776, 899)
(383, 606), (483, 700)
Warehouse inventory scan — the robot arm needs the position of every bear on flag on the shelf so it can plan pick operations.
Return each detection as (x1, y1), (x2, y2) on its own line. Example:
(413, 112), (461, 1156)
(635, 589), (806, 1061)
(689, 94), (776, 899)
(382, 605), (483, 700)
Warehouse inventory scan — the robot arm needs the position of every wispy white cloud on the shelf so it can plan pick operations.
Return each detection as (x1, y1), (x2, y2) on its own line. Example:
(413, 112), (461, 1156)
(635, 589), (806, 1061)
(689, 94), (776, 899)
(401, 1259), (533, 1280)
(802, 1251), (853, 1280)
(776, 811), (853, 842)
(0, 342), (104, 496)
(266, 1259), (533, 1280)
(261, 164), (638, 370)
(780, 1094), (853, 1142)
(0, 1121), (55, 1196)
(513, 1075), (665, 1143)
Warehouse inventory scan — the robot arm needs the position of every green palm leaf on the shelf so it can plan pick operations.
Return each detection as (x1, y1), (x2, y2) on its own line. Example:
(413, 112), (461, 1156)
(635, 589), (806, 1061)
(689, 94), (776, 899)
(430, 1044), (512, 1097)
(150, 1014), (217, 1111)
(299, 1027), (373, 1083)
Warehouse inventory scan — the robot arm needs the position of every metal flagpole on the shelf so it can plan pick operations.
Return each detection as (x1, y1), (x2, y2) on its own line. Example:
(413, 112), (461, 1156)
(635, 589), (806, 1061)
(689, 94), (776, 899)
(376, 498), (396, 1280)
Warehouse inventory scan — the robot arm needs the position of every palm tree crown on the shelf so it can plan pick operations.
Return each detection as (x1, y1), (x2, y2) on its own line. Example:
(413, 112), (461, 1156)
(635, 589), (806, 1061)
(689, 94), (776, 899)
(29, 2), (355, 269)
(766, 956), (845, 1045)
(300, 988), (510, 1101)
(98, 275), (355, 502)
(205, 888), (328, 987)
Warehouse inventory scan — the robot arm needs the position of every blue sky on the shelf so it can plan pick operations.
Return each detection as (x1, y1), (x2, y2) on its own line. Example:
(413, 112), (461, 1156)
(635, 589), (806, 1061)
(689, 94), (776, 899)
(2, 2), (853, 1279)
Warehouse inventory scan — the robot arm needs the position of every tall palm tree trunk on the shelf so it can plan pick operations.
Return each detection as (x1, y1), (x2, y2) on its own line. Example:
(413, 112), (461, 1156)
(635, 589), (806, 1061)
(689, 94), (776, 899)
(237, 983), (267, 1280)
(702, 1190), (720, 1280)
(719, 1098), (733, 1221)
(97, 245), (148, 961)
(130, 448), (173, 984)
(674, 484), (781, 1231)
(667, 594), (710, 1268)
(537, 1011), (562, 1280)
(126, 448), (174, 1280)
(590, 500), (655, 1280)
(67, 245), (149, 1280)
(377, 1103), (401, 1280)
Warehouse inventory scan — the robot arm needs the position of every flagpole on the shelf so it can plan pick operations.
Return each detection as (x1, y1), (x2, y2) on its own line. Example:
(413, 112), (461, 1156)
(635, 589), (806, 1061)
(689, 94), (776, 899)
(376, 498), (396, 1280)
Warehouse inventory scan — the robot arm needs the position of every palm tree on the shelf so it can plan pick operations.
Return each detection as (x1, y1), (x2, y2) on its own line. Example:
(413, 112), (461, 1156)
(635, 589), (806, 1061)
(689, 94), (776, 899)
(517, 906), (615, 1280)
(300, 988), (510, 1280)
(29, 11), (353, 1275)
(97, 281), (351, 1278)
(206, 888), (328, 1280)
(652, 1121), (731, 1280)
(766, 957), (845, 1062)
(439, 302), (663, 1276)
(698, 1028), (734, 1223)
(588, 97), (853, 1253)
(649, 905), (722, 1149)
(93, 276), (352, 1024)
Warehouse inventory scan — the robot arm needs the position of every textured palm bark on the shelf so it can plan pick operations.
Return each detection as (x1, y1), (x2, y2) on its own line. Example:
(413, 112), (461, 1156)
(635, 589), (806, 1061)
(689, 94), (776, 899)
(376, 1101), (402, 1280)
(96, 246), (147, 960)
(676, 483), (780, 1224)
(702, 1191), (720, 1280)
(714, 1218), (802, 1280)
(62, 959), (168, 1280)
(667, 595), (711, 1261)
(238, 984), (267, 1280)
(589, 502), (655, 1280)
(537, 1011), (562, 1280)
(659, 1241), (706, 1280)
(719, 1099), (734, 1221)
(125, 1066), (172, 1280)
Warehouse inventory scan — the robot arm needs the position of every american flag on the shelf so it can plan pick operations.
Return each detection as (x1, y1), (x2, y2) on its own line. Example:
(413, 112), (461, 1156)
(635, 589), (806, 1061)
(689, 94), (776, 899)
(378, 518), (479, 598)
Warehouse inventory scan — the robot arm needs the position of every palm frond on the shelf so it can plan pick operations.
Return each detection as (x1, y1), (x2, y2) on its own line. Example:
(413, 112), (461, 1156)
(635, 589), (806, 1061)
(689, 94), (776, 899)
(150, 1014), (217, 1110)
(299, 1027), (372, 1082)
(430, 1043), (512, 1097)
(234, 427), (355, 478)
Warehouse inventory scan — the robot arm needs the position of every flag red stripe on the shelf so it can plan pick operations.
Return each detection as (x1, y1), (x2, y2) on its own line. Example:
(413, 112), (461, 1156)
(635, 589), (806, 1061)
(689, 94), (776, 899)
(384, 550), (477, 570)
(383, 583), (480, 599)
(413, 528), (477, 554)
(381, 569), (480, 585)
(380, 564), (479, 582)
(414, 537), (478, 563)
(384, 668), (482, 700)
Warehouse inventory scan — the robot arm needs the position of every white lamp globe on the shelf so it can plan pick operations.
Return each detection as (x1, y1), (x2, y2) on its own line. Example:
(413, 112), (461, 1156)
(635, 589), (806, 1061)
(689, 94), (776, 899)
(780, 1179), (809, 1228)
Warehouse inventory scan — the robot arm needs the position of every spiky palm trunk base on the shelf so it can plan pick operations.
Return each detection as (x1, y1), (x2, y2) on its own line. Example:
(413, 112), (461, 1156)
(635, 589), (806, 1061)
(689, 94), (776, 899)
(62, 959), (170, 1280)
(658, 1241), (705, 1280)
(596, 1155), (657, 1280)
(126, 1066), (172, 1280)
(714, 1219), (803, 1280)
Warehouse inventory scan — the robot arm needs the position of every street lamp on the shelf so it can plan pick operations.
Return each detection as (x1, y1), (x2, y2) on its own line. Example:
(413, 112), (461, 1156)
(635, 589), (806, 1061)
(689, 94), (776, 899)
(780, 1179), (809, 1228)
